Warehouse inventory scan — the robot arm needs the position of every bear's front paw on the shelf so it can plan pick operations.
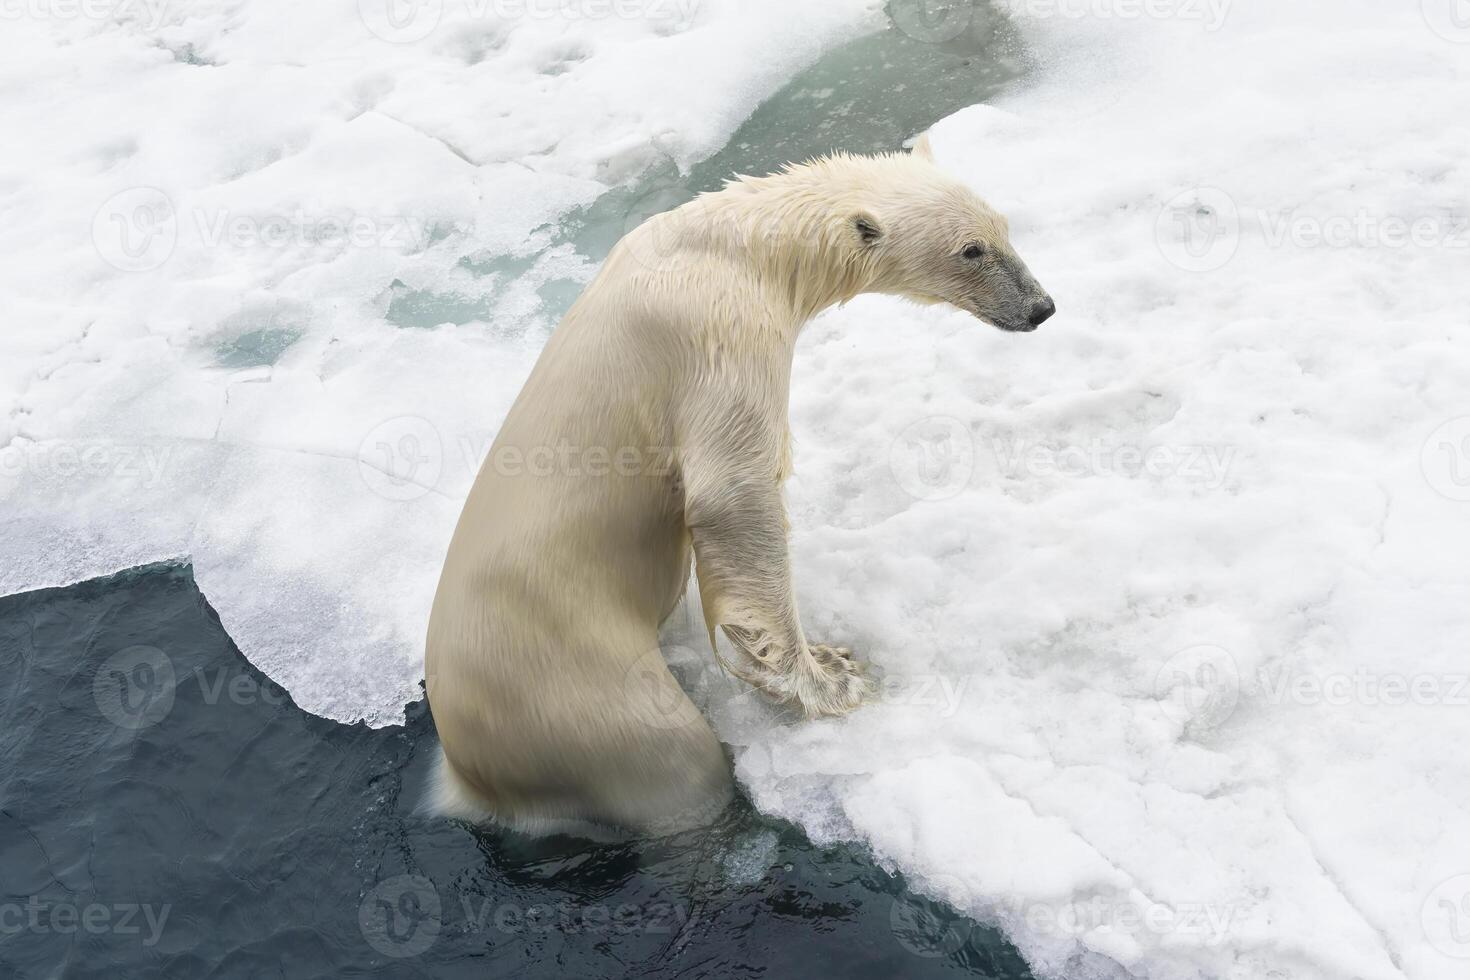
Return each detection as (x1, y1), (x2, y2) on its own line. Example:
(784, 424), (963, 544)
(792, 643), (875, 719)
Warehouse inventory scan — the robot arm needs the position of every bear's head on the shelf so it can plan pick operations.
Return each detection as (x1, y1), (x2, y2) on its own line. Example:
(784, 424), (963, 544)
(849, 160), (1055, 333)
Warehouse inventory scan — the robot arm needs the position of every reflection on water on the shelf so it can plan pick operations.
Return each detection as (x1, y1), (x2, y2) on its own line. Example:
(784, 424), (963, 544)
(0, 563), (1034, 978)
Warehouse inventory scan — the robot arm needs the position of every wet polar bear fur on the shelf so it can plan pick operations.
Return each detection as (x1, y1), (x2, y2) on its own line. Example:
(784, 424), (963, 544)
(425, 149), (1055, 837)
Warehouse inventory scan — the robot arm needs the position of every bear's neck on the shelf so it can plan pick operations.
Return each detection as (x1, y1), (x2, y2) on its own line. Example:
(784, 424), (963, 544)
(698, 168), (886, 327)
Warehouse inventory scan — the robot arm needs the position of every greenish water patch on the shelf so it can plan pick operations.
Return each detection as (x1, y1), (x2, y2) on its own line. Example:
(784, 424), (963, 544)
(399, 4), (1027, 332)
(551, 4), (1028, 275)
(534, 277), (585, 312)
(385, 281), (494, 330)
(456, 250), (541, 280)
(214, 326), (304, 369)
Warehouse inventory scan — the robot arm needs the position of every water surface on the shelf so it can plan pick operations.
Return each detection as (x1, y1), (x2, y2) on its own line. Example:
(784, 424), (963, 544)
(0, 563), (1035, 978)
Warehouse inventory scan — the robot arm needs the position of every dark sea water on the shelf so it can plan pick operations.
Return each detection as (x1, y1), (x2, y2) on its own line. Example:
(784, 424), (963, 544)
(0, 564), (1036, 978)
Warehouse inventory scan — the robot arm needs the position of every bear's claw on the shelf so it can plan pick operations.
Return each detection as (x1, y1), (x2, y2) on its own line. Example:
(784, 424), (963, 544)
(719, 628), (875, 718)
(789, 642), (876, 718)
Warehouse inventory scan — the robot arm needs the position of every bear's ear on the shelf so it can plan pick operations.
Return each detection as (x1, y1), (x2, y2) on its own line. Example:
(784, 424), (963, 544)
(853, 213), (883, 247)
(909, 131), (935, 162)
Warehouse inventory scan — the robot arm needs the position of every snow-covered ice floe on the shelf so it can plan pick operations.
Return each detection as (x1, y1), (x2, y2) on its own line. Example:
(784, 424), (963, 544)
(0, 0), (878, 714)
(4, 0), (1470, 978)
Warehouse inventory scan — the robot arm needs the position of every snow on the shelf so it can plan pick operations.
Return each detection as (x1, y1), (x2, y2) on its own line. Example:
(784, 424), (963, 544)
(0, 0), (878, 721)
(697, 3), (1470, 978)
(4, 1), (1470, 978)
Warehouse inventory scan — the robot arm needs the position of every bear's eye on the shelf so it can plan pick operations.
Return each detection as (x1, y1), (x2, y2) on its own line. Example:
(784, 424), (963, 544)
(961, 242), (986, 261)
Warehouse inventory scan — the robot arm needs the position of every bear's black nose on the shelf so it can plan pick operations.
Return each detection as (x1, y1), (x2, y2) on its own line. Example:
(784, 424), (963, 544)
(1027, 297), (1056, 327)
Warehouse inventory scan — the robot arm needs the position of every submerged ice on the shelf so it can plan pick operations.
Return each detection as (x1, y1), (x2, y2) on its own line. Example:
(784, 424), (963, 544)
(3, 1), (1470, 979)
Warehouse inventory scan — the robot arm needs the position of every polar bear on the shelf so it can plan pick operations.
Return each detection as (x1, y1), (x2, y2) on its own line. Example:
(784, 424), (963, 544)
(425, 149), (1054, 836)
